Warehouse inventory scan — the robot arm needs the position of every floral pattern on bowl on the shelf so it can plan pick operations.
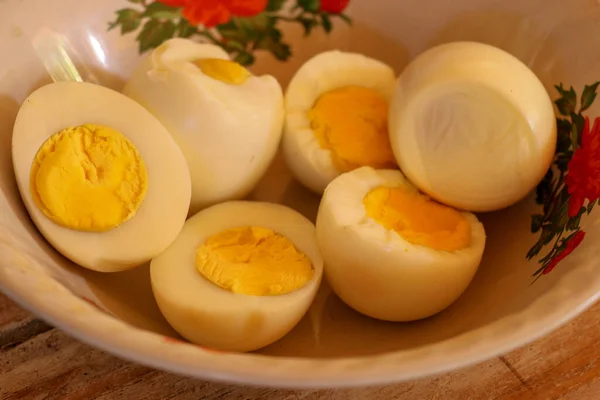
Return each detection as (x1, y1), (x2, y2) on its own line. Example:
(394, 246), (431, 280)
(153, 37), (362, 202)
(528, 84), (600, 279)
(1, 0), (600, 389)
(109, 0), (351, 65)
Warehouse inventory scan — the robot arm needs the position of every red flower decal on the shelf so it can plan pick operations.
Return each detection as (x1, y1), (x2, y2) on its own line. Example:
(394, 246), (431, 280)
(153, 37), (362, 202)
(110, 0), (352, 63)
(157, 0), (268, 27)
(543, 230), (586, 275)
(527, 83), (599, 281)
(320, 0), (350, 13)
(566, 117), (600, 217)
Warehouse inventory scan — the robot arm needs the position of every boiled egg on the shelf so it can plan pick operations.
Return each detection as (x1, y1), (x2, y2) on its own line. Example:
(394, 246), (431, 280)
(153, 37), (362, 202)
(316, 166), (486, 322)
(123, 38), (284, 216)
(12, 81), (191, 272)
(283, 50), (397, 194)
(151, 201), (323, 352)
(389, 41), (556, 212)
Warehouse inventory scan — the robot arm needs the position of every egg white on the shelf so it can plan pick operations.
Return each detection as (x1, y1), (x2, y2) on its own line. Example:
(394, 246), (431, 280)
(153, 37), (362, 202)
(150, 201), (324, 352)
(282, 50), (397, 194)
(389, 41), (556, 212)
(316, 166), (486, 322)
(12, 81), (191, 272)
(123, 38), (285, 216)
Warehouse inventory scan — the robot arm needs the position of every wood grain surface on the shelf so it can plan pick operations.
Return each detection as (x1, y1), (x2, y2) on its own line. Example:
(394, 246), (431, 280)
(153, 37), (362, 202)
(1, 292), (600, 400)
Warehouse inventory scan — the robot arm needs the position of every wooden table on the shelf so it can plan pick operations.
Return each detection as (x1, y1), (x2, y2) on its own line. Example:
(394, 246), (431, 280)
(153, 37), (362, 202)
(1, 293), (600, 400)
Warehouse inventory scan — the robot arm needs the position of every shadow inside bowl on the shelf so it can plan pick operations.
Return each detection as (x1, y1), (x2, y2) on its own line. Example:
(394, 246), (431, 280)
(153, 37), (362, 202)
(0, 7), (579, 360)
(85, 264), (182, 338)
(0, 88), (568, 359)
(258, 192), (567, 358)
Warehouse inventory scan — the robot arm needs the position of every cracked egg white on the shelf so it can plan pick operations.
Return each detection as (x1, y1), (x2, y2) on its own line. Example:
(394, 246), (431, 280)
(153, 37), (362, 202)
(282, 50), (397, 194)
(124, 38), (284, 216)
(316, 167), (486, 322)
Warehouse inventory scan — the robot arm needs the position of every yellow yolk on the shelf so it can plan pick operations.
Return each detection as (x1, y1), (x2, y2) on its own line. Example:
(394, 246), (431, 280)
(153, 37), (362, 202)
(30, 124), (148, 232)
(307, 86), (396, 172)
(193, 58), (251, 85)
(363, 186), (471, 252)
(195, 226), (314, 296)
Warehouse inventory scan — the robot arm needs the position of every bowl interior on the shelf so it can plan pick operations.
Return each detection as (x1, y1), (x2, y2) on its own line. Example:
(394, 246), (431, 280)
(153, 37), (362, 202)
(1, 0), (600, 366)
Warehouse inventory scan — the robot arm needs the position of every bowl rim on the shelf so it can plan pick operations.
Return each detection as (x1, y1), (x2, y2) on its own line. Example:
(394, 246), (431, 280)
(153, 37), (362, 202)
(1, 237), (599, 389)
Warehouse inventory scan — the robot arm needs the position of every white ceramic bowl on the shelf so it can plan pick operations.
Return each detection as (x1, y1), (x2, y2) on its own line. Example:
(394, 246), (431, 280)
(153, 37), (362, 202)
(1, 0), (600, 388)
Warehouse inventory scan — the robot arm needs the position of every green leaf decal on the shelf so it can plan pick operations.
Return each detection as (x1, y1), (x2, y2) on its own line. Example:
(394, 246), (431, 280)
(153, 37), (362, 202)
(529, 83), (599, 280)
(267, 0), (287, 11)
(176, 19), (197, 38)
(298, 0), (320, 12)
(580, 82), (600, 113)
(109, 9), (143, 34)
(588, 200), (597, 215)
(531, 214), (544, 233)
(570, 112), (585, 148)
(143, 2), (180, 20)
(321, 14), (333, 33)
(234, 52), (255, 66)
(109, 0), (351, 64)
(137, 19), (176, 53)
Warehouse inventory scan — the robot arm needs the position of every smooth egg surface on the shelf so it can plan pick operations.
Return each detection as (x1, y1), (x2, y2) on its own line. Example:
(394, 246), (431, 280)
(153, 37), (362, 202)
(150, 201), (324, 352)
(283, 50), (397, 194)
(389, 41), (556, 212)
(12, 81), (191, 272)
(123, 38), (285, 216)
(316, 166), (486, 322)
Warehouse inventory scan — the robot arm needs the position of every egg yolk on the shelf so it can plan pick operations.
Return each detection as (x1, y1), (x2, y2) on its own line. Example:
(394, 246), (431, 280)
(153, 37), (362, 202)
(193, 58), (251, 85)
(30, 124), (148, 232)
(307, 86), (396, 172)
(195, 226), (314, 296)
(363, 186), (471, 252)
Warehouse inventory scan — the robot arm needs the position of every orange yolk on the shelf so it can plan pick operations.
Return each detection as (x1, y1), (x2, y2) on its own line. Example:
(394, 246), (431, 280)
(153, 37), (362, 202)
(307, 86), (396, 172)
(363, 185), (471, 252)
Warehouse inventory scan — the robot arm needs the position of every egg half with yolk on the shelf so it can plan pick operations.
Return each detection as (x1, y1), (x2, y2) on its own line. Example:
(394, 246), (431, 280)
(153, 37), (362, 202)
(124, 38), (284, 216)
(151, 201), (323, 352)
(389, 41), (556, 212)
(282, 50), (397, 194)
(12, 81), (191, 272)
(316, 167), (486, 322)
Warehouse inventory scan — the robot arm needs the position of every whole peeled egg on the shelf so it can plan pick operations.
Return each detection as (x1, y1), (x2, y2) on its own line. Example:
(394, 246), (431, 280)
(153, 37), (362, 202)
(316, 166), (486, 322)
(12, 81), (191, 272)
(151, 201), (323, 352)
(283, 50), (397, 194)
(389, 42), (556, 212)
(123, 38), (285, 216)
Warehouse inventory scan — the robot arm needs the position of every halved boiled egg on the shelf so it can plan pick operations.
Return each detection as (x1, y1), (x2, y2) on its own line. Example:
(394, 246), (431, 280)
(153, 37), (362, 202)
(150, 201), (323, 352)
(283, 50), (397, 194)
(389, 41), (556, 212)
(12, 81), (191, 272)
(316, 167), (486, 322)
(124, 38), (284, 216)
